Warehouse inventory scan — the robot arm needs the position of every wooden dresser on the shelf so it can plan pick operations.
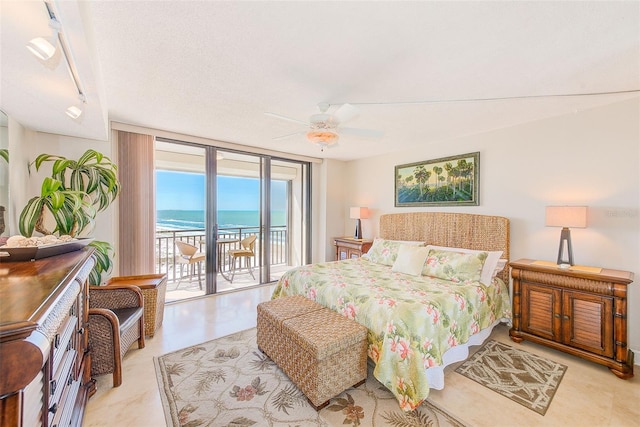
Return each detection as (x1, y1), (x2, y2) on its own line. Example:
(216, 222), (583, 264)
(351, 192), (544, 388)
(509, 259), (634, 379)
(334, 237), (373, 260)
(0, 248), (95, 427)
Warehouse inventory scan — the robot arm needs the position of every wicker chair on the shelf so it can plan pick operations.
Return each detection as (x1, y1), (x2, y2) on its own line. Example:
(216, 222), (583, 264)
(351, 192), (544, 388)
(88, 284), (145, 387)
(175, 240), (206, 289)
(228, 234), (257, 283)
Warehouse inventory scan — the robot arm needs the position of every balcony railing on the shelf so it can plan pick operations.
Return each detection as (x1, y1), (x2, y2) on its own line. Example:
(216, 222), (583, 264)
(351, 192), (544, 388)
(155, 226), (288, 283)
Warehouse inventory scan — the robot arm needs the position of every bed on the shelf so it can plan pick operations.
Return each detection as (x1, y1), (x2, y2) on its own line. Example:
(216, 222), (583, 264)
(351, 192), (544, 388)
(272, 212), (512, 411)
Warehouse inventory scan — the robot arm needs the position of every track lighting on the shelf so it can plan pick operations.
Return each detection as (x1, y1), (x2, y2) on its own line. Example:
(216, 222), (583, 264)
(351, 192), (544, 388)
(28, 4), (87, 122)
(26, 18), (61, 61)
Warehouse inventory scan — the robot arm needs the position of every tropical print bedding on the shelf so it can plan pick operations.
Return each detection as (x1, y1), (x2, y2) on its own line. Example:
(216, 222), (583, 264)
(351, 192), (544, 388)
(272, 257), (512, 411)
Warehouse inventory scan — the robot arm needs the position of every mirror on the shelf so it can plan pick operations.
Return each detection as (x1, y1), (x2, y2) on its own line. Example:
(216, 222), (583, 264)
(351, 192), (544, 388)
(0, 110), (8, 236)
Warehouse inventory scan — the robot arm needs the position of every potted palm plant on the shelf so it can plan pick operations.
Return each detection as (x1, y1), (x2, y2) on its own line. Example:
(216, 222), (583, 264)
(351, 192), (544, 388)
(19, 149), (120, 284)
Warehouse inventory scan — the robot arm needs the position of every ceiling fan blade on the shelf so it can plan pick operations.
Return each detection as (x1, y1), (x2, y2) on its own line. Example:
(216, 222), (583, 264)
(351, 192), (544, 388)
(272, 130), (305, 141)
(340, 127), (384, 138)
(332, 103), (359, 124)
(264, 112), (309, 126)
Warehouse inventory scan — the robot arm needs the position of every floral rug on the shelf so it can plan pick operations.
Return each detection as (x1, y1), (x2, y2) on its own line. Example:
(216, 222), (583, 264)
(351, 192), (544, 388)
(154, 328), (468, 427)
(455, 339), (567, 415)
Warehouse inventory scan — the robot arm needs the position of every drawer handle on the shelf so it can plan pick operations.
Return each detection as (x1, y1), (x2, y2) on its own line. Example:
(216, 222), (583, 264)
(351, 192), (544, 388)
(78, 327), (85, 335)
(49, 403), (58, 414)
(553, 313), (561, 318)
(50, 379), (57, 395)
(54, 334), (60, 349)
(563, 315), (570, 320)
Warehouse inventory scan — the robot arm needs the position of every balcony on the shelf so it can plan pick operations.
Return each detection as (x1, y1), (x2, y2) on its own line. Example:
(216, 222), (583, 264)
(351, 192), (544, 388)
(156, 225), (289, 301)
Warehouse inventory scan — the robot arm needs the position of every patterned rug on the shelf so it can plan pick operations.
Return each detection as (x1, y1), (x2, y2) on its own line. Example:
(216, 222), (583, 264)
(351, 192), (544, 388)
(154, 328), (469, 427)
(455, 339), (567, 415)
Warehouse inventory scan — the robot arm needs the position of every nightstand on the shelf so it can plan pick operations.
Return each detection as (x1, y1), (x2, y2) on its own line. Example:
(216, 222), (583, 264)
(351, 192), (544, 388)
(509, 258), (634, 379)
(333, 237), (373, 260)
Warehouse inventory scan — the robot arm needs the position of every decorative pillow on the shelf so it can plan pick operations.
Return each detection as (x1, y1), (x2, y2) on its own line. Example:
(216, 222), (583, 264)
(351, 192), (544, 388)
(392, 245), (430, 276)
(363, 238), (425, 266)
(424, 245), (503, 284)
(422, 248), (487, 283)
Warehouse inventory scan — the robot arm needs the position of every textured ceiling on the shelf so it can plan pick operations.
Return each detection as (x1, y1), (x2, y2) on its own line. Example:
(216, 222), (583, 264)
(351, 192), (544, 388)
(1, 1), (639, 160)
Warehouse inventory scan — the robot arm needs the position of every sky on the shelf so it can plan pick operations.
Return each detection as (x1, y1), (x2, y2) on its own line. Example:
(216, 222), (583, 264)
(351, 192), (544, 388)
(156, 170), (287, 211)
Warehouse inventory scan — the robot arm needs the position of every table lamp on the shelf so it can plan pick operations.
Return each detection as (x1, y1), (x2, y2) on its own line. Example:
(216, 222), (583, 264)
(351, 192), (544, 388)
(545, 206), (588, 266)
(350, 207), (369, 239)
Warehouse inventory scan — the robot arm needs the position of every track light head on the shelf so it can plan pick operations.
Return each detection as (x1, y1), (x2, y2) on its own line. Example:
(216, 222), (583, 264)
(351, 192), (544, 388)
(66, 94), (86, 120)
(26, 18), (61, 61)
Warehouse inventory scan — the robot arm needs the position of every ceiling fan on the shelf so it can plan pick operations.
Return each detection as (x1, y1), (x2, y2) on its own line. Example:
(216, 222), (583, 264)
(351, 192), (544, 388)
(265, 103), (384, 151)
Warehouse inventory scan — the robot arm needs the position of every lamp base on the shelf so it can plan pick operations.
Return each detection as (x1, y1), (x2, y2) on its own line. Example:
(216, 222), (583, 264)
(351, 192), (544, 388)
(354, 219), (363, 240)
(556, 227), (574, 265)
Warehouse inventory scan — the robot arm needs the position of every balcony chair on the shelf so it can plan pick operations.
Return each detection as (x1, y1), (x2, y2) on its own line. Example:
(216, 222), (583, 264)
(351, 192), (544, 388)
(175, 240), (206, 289)
(228, 234), (257, 283)
(88, 284), (145, 387)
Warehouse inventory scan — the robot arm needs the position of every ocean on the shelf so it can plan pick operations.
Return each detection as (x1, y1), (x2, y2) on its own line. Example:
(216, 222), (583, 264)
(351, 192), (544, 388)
(157, 210), (286, 231)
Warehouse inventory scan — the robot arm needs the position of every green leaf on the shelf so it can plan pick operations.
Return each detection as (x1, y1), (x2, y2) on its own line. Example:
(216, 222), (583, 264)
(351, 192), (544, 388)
(33, 153), (64, 171)
(41, 177), (62, 195)
(18, 197), (44, 236)
(88, 240), (115, 285)
(0, 149), (8, 163)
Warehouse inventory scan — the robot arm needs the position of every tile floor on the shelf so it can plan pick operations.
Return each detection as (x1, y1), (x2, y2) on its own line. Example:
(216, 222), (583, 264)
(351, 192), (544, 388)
(84, 285), (639, 426)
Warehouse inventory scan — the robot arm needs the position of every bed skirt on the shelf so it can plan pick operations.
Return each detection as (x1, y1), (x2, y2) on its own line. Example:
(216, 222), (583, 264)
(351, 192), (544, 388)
(425, 318), (508, 389)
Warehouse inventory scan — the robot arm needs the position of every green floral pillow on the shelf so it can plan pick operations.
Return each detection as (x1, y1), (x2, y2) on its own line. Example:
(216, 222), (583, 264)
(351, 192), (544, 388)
(363, 238), (425, 266)
(422, 249), (487, 283)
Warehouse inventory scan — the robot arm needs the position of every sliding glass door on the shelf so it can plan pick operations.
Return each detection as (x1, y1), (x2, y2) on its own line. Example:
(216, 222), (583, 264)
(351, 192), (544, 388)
(154, 139), (310, 301)
(155, 141), (208, 301)
(269, 158), (309, 282)
(215, 151), (263, 291)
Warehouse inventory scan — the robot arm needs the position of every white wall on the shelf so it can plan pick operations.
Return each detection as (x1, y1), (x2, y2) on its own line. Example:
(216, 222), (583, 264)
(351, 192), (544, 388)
(343, 98), (640, 361)
(313, 158), (348, 262)
(7, 119), (35, 237)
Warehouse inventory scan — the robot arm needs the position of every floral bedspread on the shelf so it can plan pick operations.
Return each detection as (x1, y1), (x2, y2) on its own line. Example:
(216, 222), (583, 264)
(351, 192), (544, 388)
(272, 258), (512, 411)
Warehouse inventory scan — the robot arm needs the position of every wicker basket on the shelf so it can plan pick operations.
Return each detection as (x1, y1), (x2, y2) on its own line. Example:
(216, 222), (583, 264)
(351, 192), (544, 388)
(257, 296), (368, 409)
(106, 274), (167, 337)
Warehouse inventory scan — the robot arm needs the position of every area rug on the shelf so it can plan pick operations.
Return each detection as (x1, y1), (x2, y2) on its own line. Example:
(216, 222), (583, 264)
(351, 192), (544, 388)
(455, 339), (567, 415)
(155, 328), (468, 427)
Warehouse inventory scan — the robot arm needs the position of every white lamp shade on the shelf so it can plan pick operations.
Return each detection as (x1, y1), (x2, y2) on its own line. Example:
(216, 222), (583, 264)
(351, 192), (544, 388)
(306, 130), (339, 146)
(350, 207), (370, 219)
(545, 206), (588, 228)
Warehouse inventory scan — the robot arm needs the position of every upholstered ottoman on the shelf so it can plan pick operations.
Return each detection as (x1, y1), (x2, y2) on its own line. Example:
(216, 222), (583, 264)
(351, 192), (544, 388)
(257, 296), (368, 410)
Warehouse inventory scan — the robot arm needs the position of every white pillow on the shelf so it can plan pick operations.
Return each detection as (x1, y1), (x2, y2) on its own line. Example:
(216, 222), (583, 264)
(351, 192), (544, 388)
(493, 258), (508, 278)
(392, 245), (430, 276)
(425, 245), (503, 285)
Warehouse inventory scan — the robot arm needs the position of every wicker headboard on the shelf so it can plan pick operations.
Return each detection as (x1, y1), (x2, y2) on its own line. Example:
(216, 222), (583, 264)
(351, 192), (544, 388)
(379, 212), (510, 283)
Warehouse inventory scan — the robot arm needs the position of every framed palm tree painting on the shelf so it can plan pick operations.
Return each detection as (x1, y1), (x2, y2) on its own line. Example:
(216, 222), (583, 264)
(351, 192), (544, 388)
(395, 152), (479, 207)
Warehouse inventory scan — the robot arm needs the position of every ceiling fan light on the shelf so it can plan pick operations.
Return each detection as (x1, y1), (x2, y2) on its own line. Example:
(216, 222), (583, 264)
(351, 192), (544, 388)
(26, 37), (57, 60)
(65, 105), (83, 119)
(306, 130), (339, 146)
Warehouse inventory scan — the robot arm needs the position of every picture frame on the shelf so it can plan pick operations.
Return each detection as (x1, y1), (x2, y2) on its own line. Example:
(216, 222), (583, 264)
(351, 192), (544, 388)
(395, 152), (480, 207)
